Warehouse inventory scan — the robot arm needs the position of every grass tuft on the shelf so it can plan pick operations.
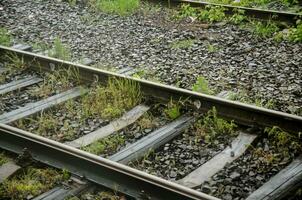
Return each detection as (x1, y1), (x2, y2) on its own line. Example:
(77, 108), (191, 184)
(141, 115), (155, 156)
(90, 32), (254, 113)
(195, 107), (237, 143)
(0, 153), (9, 166)
(82, 134), (125, 155)
(89, 0), (140, 16)
(171, 39), (196, 49)
(48, 38), (71, 60)
(0, 28), (12, 46)
(192, 76), (213, 95)
(82, 77), (141, 120)
(164, 99), (181, 120)
(0, 168), (66, 200)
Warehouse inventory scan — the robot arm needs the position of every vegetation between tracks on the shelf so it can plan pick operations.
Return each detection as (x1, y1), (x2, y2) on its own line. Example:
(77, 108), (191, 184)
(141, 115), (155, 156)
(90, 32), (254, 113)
(175, 4), (302, 42)
(0, 167), (68, 200)
(195, 107), (237, 143)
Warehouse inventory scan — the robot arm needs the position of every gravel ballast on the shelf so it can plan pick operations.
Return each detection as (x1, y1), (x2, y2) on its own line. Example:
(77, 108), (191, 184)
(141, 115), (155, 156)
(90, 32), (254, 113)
(0, 0), (301, 116)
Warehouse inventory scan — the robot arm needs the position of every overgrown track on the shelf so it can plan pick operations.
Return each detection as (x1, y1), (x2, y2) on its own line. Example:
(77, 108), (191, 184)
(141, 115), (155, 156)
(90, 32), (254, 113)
(0, 45), (302, 200)
(167, 0), (302, 23)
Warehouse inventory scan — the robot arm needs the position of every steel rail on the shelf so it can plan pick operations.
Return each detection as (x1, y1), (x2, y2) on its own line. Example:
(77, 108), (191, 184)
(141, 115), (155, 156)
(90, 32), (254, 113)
(168, 0), (302, 23)
(0, 45), (301, 134)
(0, 123), (217, 200)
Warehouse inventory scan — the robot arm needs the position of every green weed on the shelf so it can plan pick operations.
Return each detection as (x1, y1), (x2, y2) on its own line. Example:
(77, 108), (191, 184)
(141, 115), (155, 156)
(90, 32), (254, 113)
(82, 78), (141, 120)
(4, 53), (27, 71)
(30, 67), (80, 98)
(164, 99), (181, 120)
(198, 5), (226, 23)
(82, 134), (125, 155)
(68, 0), (77, 6)
(288, 20), (302, 42)
(265, 126), (302, 155)
(229, 9), (247, 24)
(48, 38), (71, 60)
(192, 76), (213, 95)
(195, 107), (237, 143)
(176, 4), (198, 19)
(0, 153), (9, 166)
(0, 168), (65, 200)
(252, 20), (280, 38)
(171, 39), (196, 49)
(0, 28), (12, 46)
(228, 91), (276, 109)
(89, 0), (140, 16)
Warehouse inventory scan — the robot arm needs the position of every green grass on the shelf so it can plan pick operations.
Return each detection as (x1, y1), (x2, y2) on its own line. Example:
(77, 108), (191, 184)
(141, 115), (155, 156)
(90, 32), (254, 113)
(0, 28), (12, 46)
(195, 107), (237, 143)
(89, 0), (140, 16)
(192, 76), (213, 95)
(265, 126), (302, 156)
(171, 39), (196, 49)
(164, 99), (181, 120)
(288, 21), (302, 42)
(48, 38), (71, 60)
(251, 20), (280, 38)
(82, 77), (141, 120)
(0, 153), (9, 166)
(82, 134), (125, 155)
(0, 168), (66, 200)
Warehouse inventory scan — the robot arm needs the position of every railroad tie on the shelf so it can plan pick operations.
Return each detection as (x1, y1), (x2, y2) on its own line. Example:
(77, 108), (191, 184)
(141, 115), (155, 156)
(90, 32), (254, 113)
(0, 87), (87, 124)
(0, 76), (43, 95)
(109, 115), (193, 164)
(246, 155), (302, 200)
(33, 176), (90, 200)
(65, 104), (150, 148)
(177, 132), (257, 188)
(0, 161), (21, 183)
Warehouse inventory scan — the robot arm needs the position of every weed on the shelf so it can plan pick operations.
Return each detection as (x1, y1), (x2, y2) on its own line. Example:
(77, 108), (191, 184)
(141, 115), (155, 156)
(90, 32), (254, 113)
(265, 126), (302, 156)
(195, 107), (237, 143)
(96, 191), (120, 200)
(229, 9), (247, 24)
(30, 67), (80, 98)
(288, 20), (302, 42)
(176, 4), (198, 19)
(48, 38), (71, 60)
(192, 76), (213, 95)
(89, 0), (140, 16)
(164, 99), (181, 120)
(251, 145), (276, 165)
(32, 41), (49, 51)
(68, 0), (77, 6)
(228, 91), (276, 109)
(132, 69), (146, 79)
(82, 77), (141, 120)
(4, 53), (27, 71)
(137, 113), (156, 129)
(251, 20), (279, 38)
(198, 5), (226, 23)
(207, 43), (218, 53)
(0, 153), (9, 166)
(0, 168), (65, 199)
(0, 28), (12, 46)
(82, 134), (125, 155)
(273, 31), (285, 42)
(171, 39), (196, 49)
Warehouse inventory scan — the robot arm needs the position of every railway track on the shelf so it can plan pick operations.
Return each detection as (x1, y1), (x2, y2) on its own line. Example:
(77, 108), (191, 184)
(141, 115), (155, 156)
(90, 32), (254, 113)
(167, 0), (302, 23)
(0, 44), (301, 200)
